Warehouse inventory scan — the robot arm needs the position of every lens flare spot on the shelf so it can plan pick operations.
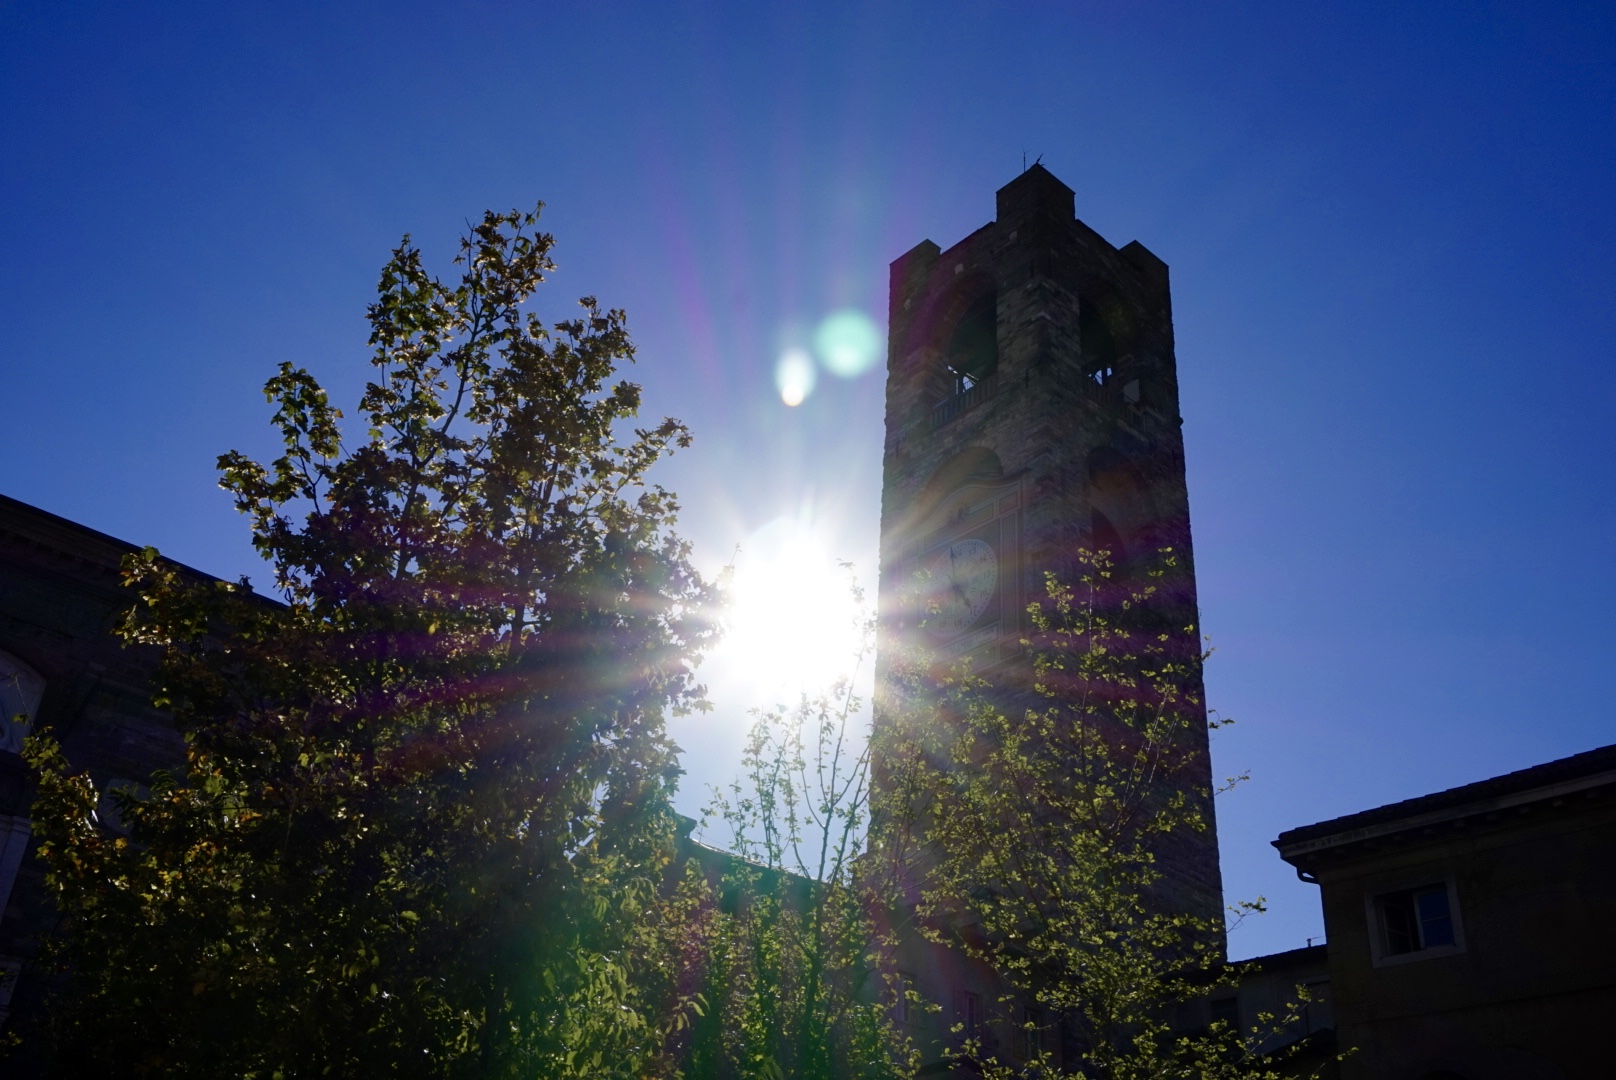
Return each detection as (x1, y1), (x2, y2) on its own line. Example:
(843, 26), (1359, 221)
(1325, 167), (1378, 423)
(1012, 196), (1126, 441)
(776, 347), (816, 406)
(812, 309), (883, 378)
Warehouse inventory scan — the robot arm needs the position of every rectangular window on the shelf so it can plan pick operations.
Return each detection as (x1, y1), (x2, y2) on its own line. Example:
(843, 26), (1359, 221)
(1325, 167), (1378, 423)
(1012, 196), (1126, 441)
(1378, 884), (1455, 955)
(1209, 995), (1240, 1031)
(953, 989), (981, 1039)
(891, 972), (916, 1024)
(1013, 1005), (1044, 1059)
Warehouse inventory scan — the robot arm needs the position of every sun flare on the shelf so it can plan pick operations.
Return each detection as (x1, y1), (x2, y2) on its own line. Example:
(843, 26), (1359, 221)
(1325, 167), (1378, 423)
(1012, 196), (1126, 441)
(707, 517), (867, 706)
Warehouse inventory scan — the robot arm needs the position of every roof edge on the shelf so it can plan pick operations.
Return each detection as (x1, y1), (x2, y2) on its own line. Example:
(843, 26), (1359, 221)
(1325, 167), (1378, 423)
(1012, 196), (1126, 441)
(1274, 743), (1616, 862)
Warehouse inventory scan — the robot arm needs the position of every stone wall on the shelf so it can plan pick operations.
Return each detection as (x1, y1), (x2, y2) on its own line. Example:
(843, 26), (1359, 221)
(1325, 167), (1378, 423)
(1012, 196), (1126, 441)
(877, 165), (1222, 925)
(873, 166), (1225, 1072)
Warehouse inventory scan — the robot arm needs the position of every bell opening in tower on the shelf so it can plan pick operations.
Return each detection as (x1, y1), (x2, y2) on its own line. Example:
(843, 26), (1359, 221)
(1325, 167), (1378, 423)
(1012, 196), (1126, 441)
(944, 291), (998, 397)
(1080, 299), (1120, 386)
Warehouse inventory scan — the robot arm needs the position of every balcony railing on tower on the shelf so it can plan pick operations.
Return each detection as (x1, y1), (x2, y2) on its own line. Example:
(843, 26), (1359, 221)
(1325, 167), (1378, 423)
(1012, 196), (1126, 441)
(932, 373), (997, 429)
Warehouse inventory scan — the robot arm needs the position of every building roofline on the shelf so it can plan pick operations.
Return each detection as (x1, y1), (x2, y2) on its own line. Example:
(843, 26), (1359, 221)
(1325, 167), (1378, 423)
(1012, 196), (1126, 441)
(1, 491), (146, 558)
(1274, 742), (1616, 863)
(1230, 942), (1328, 971)
(0, 491), (225, 581)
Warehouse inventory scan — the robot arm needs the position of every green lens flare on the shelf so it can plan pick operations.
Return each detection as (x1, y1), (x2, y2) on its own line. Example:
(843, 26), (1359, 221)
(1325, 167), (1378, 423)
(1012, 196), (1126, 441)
(812, 309), (882, 378)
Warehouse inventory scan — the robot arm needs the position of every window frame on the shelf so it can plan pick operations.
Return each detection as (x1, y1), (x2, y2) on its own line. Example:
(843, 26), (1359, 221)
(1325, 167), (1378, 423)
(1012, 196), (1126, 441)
(890, 971), (917, 1026)
(1012, 1004), (1045, 1060)
(952, 988), (981, 1041)
(1365, 877), (1465, 968)
(1208, 993), (1241, 1031)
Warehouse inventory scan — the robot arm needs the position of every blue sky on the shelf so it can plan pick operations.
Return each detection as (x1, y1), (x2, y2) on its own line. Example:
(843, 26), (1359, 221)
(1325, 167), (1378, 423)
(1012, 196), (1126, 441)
(4, 1), (1613, 959)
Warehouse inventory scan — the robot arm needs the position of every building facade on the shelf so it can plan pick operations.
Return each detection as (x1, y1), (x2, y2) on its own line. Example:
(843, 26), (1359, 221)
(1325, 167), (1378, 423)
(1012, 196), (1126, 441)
(1275, 744), (1616, 1080)
(0, 494), (181, 1031)
(875, 165), (1224, 1070)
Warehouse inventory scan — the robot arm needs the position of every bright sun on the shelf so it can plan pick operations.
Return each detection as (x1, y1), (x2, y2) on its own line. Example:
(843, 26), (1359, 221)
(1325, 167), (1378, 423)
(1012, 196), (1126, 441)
(706, 517), (867, 707)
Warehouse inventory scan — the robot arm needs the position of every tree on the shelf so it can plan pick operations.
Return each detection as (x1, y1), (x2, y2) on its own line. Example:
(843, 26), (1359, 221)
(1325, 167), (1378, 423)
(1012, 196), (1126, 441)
(683, 581), (919, 1080)
(875, 550), (1324, 1079)
(22, 205), (717, 1077)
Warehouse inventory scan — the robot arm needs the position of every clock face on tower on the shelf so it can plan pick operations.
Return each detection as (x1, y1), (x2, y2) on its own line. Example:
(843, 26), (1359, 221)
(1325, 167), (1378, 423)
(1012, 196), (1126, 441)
(920, 537), (998, 639)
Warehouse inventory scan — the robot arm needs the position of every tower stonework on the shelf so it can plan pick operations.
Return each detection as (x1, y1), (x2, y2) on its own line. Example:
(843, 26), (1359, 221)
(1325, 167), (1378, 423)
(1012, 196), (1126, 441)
(876, 165), (1223, 934)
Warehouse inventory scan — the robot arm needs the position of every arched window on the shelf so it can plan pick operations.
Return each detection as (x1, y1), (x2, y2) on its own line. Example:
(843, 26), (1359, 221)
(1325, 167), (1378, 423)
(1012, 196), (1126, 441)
(0, 648), (43, 757)
(945, 292), (998, 395)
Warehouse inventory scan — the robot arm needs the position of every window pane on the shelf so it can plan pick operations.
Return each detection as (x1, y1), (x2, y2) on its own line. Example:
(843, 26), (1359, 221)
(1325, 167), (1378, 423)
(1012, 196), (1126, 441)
(954, 990), (980, 1036)
(893, 973), (914, 1024)
(1381, 892), (1419, 954)
(1024, 1007), (1042, 1055)
(1415, 887), (1455, 948)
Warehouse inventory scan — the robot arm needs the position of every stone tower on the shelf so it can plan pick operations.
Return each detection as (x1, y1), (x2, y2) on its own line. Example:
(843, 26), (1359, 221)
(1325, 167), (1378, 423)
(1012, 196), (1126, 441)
(876, 164), (1222, 933)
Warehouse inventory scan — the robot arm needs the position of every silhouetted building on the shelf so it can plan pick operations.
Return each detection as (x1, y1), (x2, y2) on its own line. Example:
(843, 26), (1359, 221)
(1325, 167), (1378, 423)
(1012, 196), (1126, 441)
(875, 165), (1221, 1070)
(1275, 743), (1616, 1080)
(0, 495), (181, 1029)
(1218, 943), (1335, 1062)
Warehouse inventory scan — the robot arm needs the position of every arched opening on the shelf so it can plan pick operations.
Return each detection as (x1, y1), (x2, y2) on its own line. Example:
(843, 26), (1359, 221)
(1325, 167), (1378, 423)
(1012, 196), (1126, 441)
(1090, 508), (1126, 567)
(1087, 445), (1153, 573)
(1080, 300), (1119, 386)
(945, 291), (998, 396)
